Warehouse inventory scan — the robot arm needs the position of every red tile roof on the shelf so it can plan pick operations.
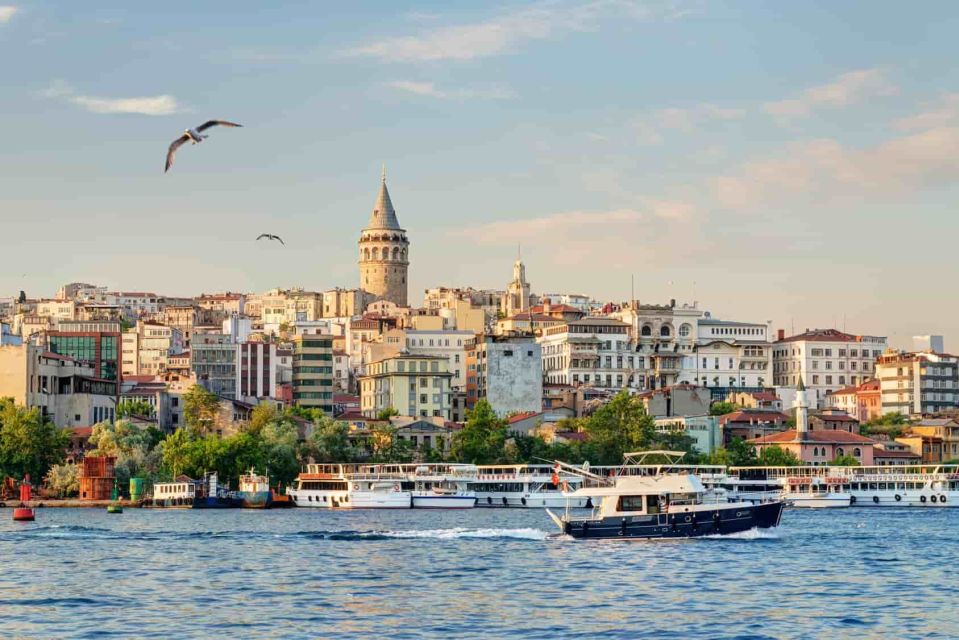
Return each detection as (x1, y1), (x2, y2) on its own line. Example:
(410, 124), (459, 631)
(749, 429), (877, 444)
(508, 411), (542, 424)
(720, 410), (791, 424)
(776, 328), (873, 344)
(749, 391), (779, 402)
(506, 313), (559, 322)
(874, 448), (921, 458)
(71, 426), (93, 438)
(530, 304), (582, 314)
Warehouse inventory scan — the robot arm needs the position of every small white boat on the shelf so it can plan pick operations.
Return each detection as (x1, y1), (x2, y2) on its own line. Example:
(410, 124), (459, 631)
(547, 452), (786, 540)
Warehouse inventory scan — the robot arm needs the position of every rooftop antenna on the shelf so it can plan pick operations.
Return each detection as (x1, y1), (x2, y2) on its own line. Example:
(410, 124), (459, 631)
(630, 274), (635, 306)
(381, 164), (387, 183)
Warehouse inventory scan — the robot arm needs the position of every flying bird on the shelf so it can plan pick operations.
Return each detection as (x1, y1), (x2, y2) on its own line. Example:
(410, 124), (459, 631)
(165, 120), (243, 173)
(257, 233), (285, 245)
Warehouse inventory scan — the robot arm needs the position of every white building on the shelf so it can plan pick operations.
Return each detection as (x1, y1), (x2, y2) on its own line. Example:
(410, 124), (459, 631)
(773, 328), (887, 406)
(539, 317), (634, 390)
(235, 341), (280, 403)
(467, 334), (542, 417)
(684, 318), (772, 390)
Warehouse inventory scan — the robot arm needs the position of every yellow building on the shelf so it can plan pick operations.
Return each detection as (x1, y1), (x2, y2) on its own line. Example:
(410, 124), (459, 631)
(360, 354), (452, 419)
(292, 334), (334, 414)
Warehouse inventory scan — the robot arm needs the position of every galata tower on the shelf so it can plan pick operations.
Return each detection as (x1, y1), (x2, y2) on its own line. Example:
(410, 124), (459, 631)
(358, 167), (410, 306)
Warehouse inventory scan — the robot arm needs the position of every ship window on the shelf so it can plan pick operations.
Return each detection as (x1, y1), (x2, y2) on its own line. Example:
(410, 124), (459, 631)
(617, 495), (645, 512)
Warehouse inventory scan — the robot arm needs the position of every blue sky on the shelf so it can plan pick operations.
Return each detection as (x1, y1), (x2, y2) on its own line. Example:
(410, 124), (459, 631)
(2, 1), (958, 346)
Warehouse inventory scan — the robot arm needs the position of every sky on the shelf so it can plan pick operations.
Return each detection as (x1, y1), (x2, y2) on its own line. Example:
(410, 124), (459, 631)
(1, 1), (958, 347)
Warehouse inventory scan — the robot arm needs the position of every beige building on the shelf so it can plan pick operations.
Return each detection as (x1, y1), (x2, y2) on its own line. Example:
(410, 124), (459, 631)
(358, 171), (410, 306)
(360, 354), (452, 419)
(0, 343), (118, 428)
(292, 334), (334, 414)
(323, 288), (375, 318)
(773, 328), (887, 405)
(876, 350), (959, 416)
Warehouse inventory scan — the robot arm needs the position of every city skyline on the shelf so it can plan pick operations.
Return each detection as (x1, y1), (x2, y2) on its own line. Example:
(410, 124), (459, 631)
(2, 1), (958, 345)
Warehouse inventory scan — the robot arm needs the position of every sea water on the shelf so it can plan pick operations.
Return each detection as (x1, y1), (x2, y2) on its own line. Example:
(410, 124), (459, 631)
(0, 507), (956, 639)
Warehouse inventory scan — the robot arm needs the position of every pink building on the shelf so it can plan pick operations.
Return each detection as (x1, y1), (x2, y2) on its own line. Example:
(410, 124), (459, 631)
(749, 377), (878, 465)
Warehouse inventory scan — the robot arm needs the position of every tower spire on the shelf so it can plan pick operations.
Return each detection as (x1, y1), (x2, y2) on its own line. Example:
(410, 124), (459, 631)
(381, 163), (386, 183)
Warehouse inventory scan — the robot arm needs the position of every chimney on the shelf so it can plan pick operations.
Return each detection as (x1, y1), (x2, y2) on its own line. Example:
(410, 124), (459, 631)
(777, 329), (785, 341)
(670, 298), (676, 308)
(543, 300), (551, 314)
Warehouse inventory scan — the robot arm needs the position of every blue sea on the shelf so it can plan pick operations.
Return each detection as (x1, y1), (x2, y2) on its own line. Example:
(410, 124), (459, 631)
(0, 507), (955, 639)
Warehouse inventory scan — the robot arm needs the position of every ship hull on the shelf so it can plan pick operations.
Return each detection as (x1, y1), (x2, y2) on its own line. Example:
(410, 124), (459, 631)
(563, 501), (784, 540)
(411, 494), (476, 509)
(237, 490), (272, 509)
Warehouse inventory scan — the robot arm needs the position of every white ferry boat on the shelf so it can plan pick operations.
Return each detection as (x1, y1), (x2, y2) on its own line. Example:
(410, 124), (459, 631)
(288, 464), (411, 509)
(408, 464), (477, 509)
(473, 464), (590, 508)
(731, 465), (959, 508)
(782, 476), (851, 508)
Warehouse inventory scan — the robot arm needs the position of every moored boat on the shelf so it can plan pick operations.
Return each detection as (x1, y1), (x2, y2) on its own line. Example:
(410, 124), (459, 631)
(473, 464), (590, 508)
(547, 451), (785, 540)
(288, 464), (411, 509)
(783, 476), (851, 508)
(408, 464), (477, 509)
(237, 467), (273, 509)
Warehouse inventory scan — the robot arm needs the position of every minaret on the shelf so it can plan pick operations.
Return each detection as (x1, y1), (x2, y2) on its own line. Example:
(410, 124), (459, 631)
(794, 376), (809, 438)
(358, 167), (410, 306)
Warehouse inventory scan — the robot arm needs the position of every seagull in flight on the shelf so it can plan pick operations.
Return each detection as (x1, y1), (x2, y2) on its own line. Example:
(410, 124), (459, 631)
(257, 233), (285, 245)
(165, 120), (243, 173)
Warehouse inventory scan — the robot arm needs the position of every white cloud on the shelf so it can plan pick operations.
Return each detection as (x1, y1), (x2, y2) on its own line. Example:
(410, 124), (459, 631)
(0, 5), (17, 23)
(629, 103), (744, 145)
(455, 203), (699, 266)
(763, 69), (897, 118)
(345, 1), (667, 62)
(43, 80), (181, 115)
(387, 80), (514, 100)
(896, 93), (959, 131)
(711, 126), (959, 211)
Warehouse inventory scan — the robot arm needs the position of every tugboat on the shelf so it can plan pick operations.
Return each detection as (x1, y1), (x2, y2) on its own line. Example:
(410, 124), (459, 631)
(546, 451), (785, 540)
(237, 467), (273, 509)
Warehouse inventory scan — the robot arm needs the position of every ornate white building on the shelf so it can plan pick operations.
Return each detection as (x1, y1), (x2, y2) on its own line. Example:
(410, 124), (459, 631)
(358, 169), (410, 307)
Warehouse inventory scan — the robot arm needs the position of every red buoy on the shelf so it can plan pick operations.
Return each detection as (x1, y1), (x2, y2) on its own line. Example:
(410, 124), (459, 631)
(13, 476), (35, 522)
(13, 508), (34, 522)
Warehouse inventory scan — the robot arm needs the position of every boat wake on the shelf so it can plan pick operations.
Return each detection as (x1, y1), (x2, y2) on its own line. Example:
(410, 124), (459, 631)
(4, 524), (550, 543)
(701, 527), (780, 541)
(296, 527), (550, 541)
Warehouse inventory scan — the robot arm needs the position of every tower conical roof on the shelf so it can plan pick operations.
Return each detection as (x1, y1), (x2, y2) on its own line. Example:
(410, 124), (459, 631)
(366, 170), (401, 230)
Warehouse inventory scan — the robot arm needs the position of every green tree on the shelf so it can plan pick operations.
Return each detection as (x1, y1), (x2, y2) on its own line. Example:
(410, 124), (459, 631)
(861, 412), (913, 438)
(757, 445), (802, 466)
(376, 407), (400, 421)
(726, 437), (759, 466)
(44, 463), (80, 498)
(183, 385), (220, 434)
(370, 423), (414, 463)
(306, 417), (355, 463)
(89, 420), (164, 483)
(116, 399), (155, 419)
(829, 454), (861, 466)
(709, 401), (740, 416)
(160, 428), (199, 478)
(581, 390), (655, 465)
(451, 399), (508, 464)
(0, 399), (69, 481)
